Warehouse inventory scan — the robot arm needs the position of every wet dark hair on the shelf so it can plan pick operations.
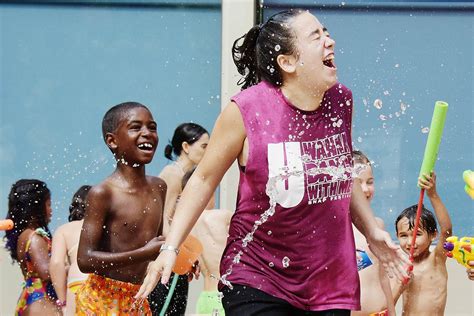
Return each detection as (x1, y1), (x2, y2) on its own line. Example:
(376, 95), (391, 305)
(232, 9), (305, 89)
(164, 123), (208, 160)
(352, 150), (371, 165)
(395, 204), (437, 236)
(102, 101), (149, 141)
(4, 179), (51, 262)
(68, 185), (91, 222)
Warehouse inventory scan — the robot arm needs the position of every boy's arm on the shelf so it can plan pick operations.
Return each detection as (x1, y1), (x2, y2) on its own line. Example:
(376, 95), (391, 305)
(391, 277), (408, 306)
(351, 182), (410, 281)
(380, 263), (396, 315)
(77, 186), (164, 274)
(419, 172), (452, 258)
(50, 227), (68, 304)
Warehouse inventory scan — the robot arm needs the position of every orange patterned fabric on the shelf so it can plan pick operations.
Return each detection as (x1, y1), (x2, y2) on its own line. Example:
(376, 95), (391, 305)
(369, 310), (388, 316)
(75, 274), (151, 315)
(67, 280), (85, 294)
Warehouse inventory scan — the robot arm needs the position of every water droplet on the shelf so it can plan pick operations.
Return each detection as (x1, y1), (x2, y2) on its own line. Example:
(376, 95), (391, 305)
(269, 262), (274, 267)
(373, 99), (383, 110)
(282, 256), (290, 268)
(274, 44), (281, 52)
(267, 230), (272, 235)
(357, 137), (363, 143)
(379, 114), (387, 121)
(421, 127), (429, 134)
(400, 102), (407, 112)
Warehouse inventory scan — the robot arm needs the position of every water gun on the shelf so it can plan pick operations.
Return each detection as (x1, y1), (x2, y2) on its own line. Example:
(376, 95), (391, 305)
(443, 236), (474, 268)
(0, 219), (14, 231)
(463, 170), (474, 199)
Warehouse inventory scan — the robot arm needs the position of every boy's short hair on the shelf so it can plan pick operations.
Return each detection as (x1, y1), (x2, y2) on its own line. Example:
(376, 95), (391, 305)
(395, 204), (437, 235)
(102, 101), (148, 141)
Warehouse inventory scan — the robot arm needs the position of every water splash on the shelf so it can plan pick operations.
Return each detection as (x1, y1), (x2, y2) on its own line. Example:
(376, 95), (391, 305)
(373, 99), (383, 110)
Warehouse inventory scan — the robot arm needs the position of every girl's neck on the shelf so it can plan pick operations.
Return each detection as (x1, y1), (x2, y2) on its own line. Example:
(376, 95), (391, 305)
(175, 155), (194, 174)
(26, 222), (41, 231)
(281, 81), (326, 112)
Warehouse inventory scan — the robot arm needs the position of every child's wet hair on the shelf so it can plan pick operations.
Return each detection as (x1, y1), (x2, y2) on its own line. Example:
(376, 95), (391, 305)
(395, 204), (437, 235)
(4, 179), (51, 262)
(232, 9), (305, 89)
(352, 150), (371, 165)
(102, 101), (149, 141)
(68, 185), (91, 222)
(164, 123), (208, 160)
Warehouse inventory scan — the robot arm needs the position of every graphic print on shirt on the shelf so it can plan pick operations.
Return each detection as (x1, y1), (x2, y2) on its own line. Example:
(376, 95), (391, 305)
(268, 132), (352, 207)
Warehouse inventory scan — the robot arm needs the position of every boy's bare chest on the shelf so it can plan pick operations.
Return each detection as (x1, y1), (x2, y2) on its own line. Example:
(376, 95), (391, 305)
(406, 257), (448, 309)
(105, 191), (163, 243)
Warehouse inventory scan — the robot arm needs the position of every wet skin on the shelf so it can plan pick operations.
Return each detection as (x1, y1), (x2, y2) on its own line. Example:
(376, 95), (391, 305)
(77, 107), (167, 284)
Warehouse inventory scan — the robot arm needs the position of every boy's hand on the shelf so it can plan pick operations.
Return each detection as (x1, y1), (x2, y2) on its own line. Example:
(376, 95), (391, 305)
(468, 260), (474, 281)
(367, 227), (411, 281)
(135, 250), (177, 299)
(187, 260), (201, 282)
(418, 171), (438, 197)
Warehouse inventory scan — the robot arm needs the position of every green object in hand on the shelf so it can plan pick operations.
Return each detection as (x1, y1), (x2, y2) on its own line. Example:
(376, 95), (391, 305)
(418, 101), (448, 182)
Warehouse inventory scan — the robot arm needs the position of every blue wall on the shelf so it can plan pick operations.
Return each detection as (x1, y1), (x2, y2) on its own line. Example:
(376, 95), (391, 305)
(263, 2), (473, 238)
(0, 1), (221, 229)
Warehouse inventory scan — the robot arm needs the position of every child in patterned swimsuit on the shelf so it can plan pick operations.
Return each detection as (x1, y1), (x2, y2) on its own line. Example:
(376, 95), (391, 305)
(4, 179), (60, 315)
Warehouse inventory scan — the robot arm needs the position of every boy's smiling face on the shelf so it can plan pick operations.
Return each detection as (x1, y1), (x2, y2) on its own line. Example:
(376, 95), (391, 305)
(396, 216), (435, 259)
(108, 107), (158, 165)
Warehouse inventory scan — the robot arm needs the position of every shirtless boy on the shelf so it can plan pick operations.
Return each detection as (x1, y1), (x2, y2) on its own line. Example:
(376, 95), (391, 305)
(76, 102), (166, 314)
(393, 172), (452, 316)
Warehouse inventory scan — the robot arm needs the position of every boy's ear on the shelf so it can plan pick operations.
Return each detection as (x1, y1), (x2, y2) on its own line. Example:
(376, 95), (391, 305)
(182, 141), (190, 155)
(105, 133), (118, 151)
(276, 53), (297, 74)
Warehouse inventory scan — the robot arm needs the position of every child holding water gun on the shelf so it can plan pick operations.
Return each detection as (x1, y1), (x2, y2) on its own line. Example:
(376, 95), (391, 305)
(393, 171), (452, 315)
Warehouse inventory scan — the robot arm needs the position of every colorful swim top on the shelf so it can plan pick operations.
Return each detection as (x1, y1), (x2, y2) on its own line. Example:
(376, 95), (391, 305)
(16, 228), (57, 315)
(220, 80), (360, 311)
